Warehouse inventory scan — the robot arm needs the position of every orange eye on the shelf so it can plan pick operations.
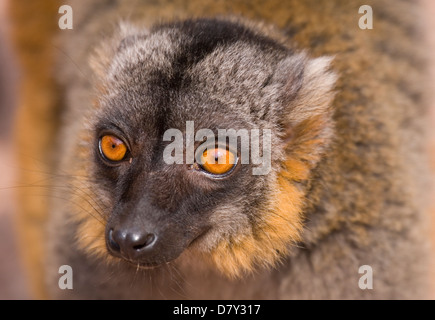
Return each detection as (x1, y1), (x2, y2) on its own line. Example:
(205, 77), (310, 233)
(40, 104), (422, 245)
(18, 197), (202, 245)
(100, 135), (127, 162)
(200, 148), (236, 175)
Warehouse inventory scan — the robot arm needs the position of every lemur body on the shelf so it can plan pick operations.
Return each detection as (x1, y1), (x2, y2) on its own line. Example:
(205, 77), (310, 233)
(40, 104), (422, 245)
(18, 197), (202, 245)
(10, 0), (431, 299)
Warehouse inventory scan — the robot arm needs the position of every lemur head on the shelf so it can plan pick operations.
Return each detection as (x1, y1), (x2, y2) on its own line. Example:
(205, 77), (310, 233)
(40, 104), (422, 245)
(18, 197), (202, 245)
(71, 18), (336, 277)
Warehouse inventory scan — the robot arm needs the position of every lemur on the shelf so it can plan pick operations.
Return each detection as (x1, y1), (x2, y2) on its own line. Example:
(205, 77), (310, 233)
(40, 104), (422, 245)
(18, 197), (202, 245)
(9, 0), (431, 299)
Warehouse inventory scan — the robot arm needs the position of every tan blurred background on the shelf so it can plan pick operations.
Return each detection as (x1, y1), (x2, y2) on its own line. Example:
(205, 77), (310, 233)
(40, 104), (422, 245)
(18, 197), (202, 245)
(0, 0), (434, 299)
(428, 0), (435, 299)
(0, 0), (30, 299)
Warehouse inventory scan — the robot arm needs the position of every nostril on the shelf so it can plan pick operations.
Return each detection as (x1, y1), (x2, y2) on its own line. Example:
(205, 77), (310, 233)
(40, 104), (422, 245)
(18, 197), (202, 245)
(108, 228), (120, 252)
(133, 233), (156, 251)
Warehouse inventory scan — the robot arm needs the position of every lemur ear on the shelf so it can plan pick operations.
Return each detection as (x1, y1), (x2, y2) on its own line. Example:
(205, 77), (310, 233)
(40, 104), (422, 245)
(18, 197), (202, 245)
(281, 55), (337, 126)
(273, 55), (337, 171)
(269, 53), (307, 103)
(266, 53), (336, 128)
(90, 22), (149, 79)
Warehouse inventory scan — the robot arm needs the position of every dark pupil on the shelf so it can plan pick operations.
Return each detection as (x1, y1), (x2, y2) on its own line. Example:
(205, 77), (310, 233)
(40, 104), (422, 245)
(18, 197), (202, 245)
(112, 144), (116, 149)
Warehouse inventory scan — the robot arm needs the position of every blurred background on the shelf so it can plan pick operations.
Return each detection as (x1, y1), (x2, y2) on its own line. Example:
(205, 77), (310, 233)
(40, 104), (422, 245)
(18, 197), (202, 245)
(0, 0), (30, 299)
(0, 0), (435, 299)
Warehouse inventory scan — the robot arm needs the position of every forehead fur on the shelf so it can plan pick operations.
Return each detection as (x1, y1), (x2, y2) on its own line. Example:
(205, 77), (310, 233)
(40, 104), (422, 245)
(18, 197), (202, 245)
(105, 18), (289, 85)
(93, 18), (308, 135)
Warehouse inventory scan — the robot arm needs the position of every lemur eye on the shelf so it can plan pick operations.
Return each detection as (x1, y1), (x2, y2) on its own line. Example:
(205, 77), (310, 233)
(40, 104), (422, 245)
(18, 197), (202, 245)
(99, 135), (127, 162)
(199, 148), (236, 175)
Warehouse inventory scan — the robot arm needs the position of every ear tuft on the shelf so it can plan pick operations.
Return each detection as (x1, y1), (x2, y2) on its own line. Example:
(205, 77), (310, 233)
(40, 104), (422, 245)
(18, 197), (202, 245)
(270, 53), (307, 102)
(278, 55), (337, 173)
(286, 56), (337, 125)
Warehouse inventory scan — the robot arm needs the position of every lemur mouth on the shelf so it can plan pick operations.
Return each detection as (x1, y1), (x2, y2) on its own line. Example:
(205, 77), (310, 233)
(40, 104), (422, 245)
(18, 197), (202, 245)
(125, 229), (212, 269)
(124, 259), (169, 270)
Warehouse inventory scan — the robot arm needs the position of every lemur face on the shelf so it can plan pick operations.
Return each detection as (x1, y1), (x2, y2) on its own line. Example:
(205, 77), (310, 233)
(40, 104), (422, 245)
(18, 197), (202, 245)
(71, 18), (336, 277)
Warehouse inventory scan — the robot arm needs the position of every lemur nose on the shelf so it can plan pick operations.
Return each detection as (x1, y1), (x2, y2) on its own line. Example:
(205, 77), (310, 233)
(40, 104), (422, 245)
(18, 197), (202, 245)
(108, 228), (157, 259)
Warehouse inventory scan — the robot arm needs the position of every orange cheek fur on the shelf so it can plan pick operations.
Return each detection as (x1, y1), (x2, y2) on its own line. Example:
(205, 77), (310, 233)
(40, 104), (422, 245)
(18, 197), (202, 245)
(68, 132), (114, 262)
(207, 175), (305, 278)
(208, 117), (329, 278)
